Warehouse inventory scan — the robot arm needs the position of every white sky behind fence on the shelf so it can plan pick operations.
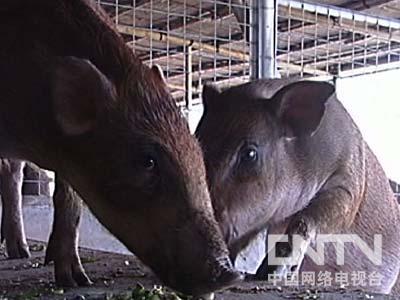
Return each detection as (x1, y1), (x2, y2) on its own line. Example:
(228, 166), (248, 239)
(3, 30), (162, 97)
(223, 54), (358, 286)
(337, 70), (400, 183)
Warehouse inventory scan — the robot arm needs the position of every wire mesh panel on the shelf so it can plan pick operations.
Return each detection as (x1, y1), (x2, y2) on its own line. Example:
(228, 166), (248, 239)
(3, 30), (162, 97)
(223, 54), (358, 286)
(98, 0), (251, 109)
(277, 0), (400, 79)
(96, 0), (400, 109)
(22, 164), (53, 197)
(390, 179), (400, 203)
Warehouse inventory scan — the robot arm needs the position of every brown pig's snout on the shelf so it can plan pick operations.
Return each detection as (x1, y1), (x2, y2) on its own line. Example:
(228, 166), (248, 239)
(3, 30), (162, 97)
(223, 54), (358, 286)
(146, 217), (243, 296)
(164, 254), (243, 296)
(168, 222), (243, 296)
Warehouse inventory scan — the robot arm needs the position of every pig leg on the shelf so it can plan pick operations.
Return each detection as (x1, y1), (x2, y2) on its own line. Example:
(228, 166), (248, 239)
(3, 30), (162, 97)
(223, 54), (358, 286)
(254, 218), (316, 279)
(256, 184), (359, 280)
(45, 174), (92, 287)
(0, 159), (30, 259)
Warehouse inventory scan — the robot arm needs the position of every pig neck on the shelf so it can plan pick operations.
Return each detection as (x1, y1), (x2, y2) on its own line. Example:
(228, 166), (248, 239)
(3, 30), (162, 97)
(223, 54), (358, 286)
(270, 96), (366, 224)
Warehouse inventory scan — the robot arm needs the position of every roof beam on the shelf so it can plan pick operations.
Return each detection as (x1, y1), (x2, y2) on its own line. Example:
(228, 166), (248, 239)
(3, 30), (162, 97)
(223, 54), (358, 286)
(343, 0), (395, 11)
(279, 4), (400, 43)
(118, 24), (328, 75)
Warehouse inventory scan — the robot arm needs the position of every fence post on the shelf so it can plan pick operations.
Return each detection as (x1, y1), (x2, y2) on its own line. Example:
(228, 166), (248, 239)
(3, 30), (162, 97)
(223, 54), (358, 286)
(185, 45), (193, 110)
(250, 0), (279, 79)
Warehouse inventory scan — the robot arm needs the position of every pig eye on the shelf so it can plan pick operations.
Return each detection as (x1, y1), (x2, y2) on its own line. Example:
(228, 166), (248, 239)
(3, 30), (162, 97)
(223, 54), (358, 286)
(143, 156), (156, 171)
(239, 146), (258, 163)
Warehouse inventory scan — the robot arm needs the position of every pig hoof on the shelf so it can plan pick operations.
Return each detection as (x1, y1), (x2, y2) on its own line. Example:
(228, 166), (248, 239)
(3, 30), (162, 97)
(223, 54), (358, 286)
(55, 275), (79, 288)
(73, 270), (93, 286)
(195, 293), (215, 300)
(45, 246), (92, 287)
(54, 266), (93, 287)
(4, 239), (31, 259)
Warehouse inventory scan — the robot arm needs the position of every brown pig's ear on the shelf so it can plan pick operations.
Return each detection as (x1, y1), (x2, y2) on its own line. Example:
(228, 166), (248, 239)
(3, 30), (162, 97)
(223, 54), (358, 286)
(271, 81), (335, 138)
(52, 57), (116, 136)
(202, 82), (221, 110)
(150, 64), (167, 85)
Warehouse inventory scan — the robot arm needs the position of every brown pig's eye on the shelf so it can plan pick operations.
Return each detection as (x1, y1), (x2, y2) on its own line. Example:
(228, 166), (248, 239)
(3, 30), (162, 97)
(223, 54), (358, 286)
(143, 156), (156, 171)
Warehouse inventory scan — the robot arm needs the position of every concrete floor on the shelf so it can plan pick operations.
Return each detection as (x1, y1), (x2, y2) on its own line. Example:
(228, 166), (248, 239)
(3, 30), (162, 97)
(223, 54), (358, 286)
(1, 239), (396, 300)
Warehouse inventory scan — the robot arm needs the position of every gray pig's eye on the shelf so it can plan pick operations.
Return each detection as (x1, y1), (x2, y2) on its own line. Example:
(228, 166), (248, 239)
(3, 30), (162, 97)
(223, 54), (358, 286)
(240, 146), (258, 163)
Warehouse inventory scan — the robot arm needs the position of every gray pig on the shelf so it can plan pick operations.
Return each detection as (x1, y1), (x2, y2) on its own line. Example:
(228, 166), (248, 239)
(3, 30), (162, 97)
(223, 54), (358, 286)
(196, 79), (400, 294)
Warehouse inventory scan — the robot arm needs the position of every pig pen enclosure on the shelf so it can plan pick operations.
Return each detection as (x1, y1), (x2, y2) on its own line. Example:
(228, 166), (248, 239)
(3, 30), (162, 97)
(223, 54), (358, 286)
(1, 0), (400, 299)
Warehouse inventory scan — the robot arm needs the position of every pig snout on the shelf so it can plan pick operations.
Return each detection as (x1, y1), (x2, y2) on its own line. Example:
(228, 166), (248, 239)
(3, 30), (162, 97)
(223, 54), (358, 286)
(144, 212), (242, 296)
(161, 227), (243, 296)
(167, 255), (242, 296)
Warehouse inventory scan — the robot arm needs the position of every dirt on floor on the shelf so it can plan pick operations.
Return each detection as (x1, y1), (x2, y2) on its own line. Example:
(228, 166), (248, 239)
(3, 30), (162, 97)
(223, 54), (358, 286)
(0, 240), (397, 300)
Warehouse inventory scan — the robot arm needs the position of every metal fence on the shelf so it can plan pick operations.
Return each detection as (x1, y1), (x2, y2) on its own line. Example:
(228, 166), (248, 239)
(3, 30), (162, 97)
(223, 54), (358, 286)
(97, 0), (400, 110)
(22, 164), (52, 197)
(278, 0), (400, 79)
(390, 180), (400, 203)
(98, 0), (251, 108)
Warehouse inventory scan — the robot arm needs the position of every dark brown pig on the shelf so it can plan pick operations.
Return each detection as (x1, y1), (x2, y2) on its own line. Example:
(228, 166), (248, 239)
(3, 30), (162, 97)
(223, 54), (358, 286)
(0, 159), (29, 259)
(1, 159), (50, 259)
(196, 79), (400, 294)
(45, 174), (90, 286)
(0, 160), (94, 286)
(0, 0), (241, 295)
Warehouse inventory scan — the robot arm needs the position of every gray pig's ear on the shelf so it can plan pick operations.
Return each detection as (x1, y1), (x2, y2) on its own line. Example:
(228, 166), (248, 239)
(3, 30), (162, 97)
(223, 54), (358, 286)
(150, 64), (167, 86)
(202, 82), (221, 110)
(52, 57), (116, 136)
(272, 81), (335, 138)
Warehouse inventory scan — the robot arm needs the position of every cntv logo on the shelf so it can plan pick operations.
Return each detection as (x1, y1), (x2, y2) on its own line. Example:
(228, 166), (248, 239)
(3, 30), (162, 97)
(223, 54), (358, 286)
(268, 234), (382, 266)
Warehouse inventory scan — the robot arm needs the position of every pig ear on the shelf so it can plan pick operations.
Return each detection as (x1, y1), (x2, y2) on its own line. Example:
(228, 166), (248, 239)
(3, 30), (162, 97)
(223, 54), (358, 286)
(272, 81), (335, 138)
(202, 82), (221, 110)
(150, 64), (167, 85)
(52, 57), (116, 136)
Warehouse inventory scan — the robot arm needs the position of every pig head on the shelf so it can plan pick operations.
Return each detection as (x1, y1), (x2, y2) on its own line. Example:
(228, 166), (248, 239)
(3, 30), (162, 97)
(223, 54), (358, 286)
(196, 79), (400, 293)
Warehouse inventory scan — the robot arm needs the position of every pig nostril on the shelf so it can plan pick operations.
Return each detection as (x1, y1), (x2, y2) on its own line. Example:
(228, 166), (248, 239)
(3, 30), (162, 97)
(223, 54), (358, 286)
(217, 255), (233, 267)
(208, 256), (243, 286)
(208, 256), (230, 281)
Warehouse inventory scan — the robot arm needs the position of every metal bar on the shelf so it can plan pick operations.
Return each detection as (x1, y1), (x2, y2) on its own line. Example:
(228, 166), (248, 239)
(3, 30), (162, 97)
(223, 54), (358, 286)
(278, 4), (400, 43)
(185, 45), (193, 110)
(250, 0), (279, 79)
(338, 60), (400, 78)
(280, 0), (400, 29)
